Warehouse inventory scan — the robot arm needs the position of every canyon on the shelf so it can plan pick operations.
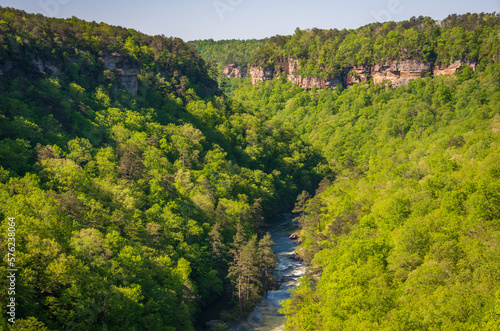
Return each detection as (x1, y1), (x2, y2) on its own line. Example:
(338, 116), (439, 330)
(0, 54), (475, 96)
(223, 58), (476, 89)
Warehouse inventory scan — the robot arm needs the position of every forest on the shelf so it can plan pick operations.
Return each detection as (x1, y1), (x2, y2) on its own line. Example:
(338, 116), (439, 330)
(194, 13), (500, 80)
(234, 65), (500, 330)
(0, 6), (320, 330)
(0, 6), (499, 331)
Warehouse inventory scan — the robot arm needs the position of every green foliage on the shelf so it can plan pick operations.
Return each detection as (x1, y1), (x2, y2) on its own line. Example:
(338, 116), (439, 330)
(195, 14), (500, 80)
(190, 39), (265, 67)
(0, 7), (314, 329)
(1, 6), (499, 330)
(227, 225), (277, 318)
(245, 63), (500, 329)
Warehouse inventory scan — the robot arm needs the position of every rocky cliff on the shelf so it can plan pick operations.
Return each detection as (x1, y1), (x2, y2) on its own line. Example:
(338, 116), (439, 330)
(248, 59), (342, 89)
(101, 53), (141, 95)
(222, 64), (247, 78)
(0, 58), (60, 77)
(433, 59), (477, 76)
(224, 58), (476, 90)
(0, 53), (142, 95)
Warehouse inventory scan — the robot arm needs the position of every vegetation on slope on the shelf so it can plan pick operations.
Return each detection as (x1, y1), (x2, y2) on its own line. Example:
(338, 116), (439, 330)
(231, 64), (500, 329)
(1, 6), (499, 330)
(190, 39), (265, 67)
(195, 13), (500, 81)
(0, 7), (321, 330)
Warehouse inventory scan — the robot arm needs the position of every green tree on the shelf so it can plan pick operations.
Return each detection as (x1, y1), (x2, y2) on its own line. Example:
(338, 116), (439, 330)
(258, 232), (277, 295)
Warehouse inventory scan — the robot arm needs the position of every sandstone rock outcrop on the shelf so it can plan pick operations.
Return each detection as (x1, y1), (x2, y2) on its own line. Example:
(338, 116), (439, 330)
(222, 64), (247, 78)
(101, 53), (141, 95)
(249, 66), (275, 84)
(0, 59), (60, 77)
(225, 57), (476, 90)
(433, 59), (476, 76)
(370, 59), (431, 87)
(244, 58), (342, 89)
(2, 54), (140, 95)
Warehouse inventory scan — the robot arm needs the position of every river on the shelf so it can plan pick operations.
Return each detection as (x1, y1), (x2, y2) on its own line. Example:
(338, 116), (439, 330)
(229, 215), (306, 331)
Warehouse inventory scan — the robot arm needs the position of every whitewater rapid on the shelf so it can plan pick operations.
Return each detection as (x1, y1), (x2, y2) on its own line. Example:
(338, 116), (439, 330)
(230, 217), (305, 331)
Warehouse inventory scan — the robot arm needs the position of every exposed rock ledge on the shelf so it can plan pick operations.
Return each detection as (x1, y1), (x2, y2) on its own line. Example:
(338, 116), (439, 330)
(222, 64), (247, 78)
(101, 53), (141, 95)
(1, 53), (141, 95)
(224, 58), (476, 90)
(0, 59), (60, 77)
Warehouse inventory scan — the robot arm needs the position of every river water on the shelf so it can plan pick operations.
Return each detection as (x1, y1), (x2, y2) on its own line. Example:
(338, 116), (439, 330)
(230, 216), (306, 331)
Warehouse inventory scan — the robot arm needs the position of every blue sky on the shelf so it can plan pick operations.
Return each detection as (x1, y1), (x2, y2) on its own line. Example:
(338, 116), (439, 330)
(2, 0), (499, 41)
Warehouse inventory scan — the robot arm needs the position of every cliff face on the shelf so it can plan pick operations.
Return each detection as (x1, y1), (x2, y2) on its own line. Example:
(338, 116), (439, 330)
(102, 53), (141, 95)
(224, 58), (476, 89)
(248, 58), (342, 89)
(433, 59), (477, 76)
(249, 66), (275, 84)
(223, 64), (247, 78)
(0, 58), (60, 77)
(0, 53), (141, 95)
(349, 60), (431, 87)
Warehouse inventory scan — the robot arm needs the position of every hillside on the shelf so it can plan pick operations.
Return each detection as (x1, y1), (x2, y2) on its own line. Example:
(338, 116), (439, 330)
(231, 66), (500, 329)
(195, 12), (500, 331)
(0, 7), (321, 330)
(0, 6), (499, 331)
(225, 16), (500, 329)
(195, 14), (500, 90)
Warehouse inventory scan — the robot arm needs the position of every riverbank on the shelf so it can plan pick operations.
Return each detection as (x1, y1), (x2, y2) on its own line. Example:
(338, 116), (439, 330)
(228, 216), (305, 331)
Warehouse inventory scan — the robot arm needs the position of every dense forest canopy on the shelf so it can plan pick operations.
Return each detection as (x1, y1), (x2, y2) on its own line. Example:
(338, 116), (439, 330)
(190, 39), (265, 67)
(0, 6), (321, 330)
(273, 65), (500, 330)
(195, 11), (500, 331)
(226, 39), (500, 331)
(0, 6), (499, 331)
(194, 13), (500, 80)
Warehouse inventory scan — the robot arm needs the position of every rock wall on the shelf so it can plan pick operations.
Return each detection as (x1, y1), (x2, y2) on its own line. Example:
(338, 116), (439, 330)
(249, 66), (275, 85)
(245, 58), (342, 89)
(370, 60), (431, 87)
(102, 53), (141, 95)
(222, 64), (247, 78)
(1, 53), (141, 95)
(433, 59), (476, 76)
(32, 58), (60, 76)
(0, 59), (60, 77)
(224, 58), (476, 90)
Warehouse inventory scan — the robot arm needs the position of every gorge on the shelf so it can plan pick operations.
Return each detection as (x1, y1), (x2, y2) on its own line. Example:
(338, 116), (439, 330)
(0, 7), (499, 331)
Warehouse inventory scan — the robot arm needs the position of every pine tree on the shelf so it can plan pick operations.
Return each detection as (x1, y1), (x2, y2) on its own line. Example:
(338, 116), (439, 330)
(228, 224), (246, 319)
(258, 232), (277, 296)
(293, 190), (311, 228)
(240, 236), (262, 310)
(208, 222), (225, 270)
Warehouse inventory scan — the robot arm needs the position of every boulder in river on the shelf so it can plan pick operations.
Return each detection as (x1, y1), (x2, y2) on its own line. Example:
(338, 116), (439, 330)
(280, 276), (291, 283)
(289, 233), (299, 240)
(289, 252), (303, 261)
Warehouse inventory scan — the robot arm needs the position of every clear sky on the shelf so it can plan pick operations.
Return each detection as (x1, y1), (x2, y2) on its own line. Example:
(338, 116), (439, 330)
(2, 0), (499, 41)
